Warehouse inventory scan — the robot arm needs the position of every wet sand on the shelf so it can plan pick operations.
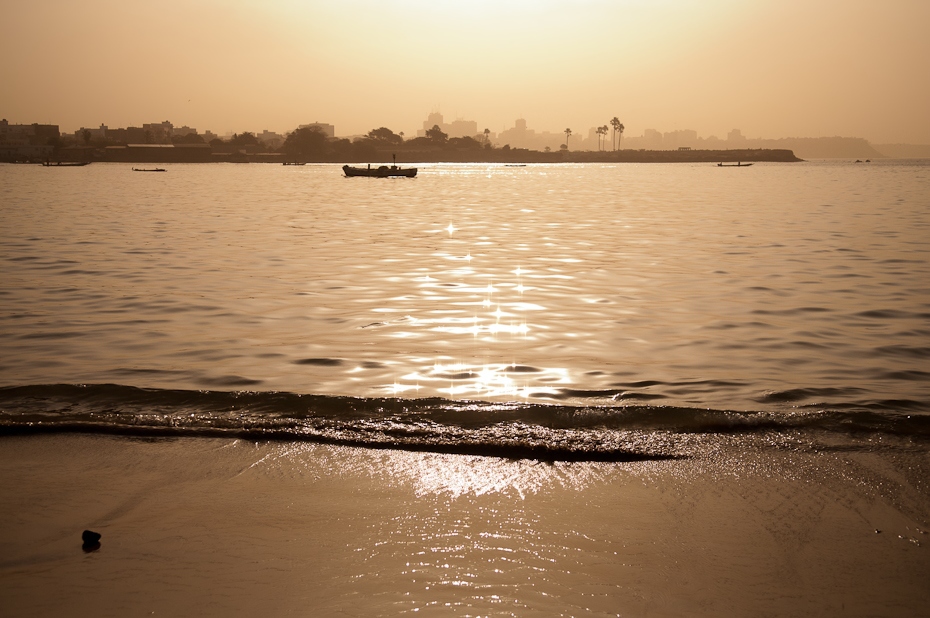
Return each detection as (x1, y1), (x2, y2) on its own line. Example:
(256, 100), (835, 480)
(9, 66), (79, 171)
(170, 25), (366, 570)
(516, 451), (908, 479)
(1, 434), (928, 617)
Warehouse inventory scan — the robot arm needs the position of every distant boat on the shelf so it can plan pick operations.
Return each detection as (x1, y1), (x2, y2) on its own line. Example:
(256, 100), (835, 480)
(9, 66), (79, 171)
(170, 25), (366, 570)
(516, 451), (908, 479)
(133, 167), (166, 172)
(717, 162), (753, 167)
(344, 154), (417, 178)
(42, 161), (90, 167)
(283, 162), (306, 166)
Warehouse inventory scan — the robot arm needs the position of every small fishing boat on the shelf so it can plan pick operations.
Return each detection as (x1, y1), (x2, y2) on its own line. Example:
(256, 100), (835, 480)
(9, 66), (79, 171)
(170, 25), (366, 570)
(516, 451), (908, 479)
(42, 161), (90, 167)
(343, 154), (417, 178)
(717, 162), (753, 167)
(283, 162), (306, 166)
(132, 167), (166, 172)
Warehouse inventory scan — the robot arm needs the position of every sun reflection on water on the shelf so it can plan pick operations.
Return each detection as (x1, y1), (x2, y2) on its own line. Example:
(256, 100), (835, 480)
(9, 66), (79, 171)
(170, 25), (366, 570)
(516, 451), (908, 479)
(367, 221), (575, 399)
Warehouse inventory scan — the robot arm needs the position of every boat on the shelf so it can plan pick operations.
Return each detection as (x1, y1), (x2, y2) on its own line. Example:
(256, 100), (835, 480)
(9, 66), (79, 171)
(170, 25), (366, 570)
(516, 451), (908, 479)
(132, 167), (166, 172)
(283, 162), (306, 166)
(343, 154), (417, 178)
(41, 161), (90, 167)
(717, 162), (753, 167)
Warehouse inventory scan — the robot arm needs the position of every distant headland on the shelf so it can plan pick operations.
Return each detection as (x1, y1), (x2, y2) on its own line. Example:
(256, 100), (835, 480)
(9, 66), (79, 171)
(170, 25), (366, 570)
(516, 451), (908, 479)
(8, 113), (924, 164)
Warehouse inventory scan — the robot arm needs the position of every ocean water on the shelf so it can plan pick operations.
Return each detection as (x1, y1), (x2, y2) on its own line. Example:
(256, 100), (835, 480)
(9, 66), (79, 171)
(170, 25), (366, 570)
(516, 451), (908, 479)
(1, 160), (929, 459)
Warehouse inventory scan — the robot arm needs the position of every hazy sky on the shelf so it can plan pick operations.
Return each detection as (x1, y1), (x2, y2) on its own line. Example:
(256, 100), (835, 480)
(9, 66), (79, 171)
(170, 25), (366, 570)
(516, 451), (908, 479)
(2, 0), (929, 143)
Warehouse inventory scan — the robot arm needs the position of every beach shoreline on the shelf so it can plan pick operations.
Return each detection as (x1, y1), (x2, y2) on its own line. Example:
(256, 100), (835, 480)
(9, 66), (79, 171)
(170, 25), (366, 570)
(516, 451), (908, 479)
(2, 434), (927, 617)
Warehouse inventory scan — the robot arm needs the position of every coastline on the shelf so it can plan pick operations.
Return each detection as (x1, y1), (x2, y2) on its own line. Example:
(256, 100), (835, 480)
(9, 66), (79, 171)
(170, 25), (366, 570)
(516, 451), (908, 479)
(2, 434), (927, 616)
(14, 147), (802, 165)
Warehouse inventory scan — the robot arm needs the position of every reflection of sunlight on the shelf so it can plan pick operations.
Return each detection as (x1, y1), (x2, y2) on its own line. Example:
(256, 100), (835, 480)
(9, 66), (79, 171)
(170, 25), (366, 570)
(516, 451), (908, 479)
(391, 381), (421, 395)
(260, 444), (610, 499)
(385, 361), (567, 399)
(365, 226), (580, 399)
(388, 452), (604, 498)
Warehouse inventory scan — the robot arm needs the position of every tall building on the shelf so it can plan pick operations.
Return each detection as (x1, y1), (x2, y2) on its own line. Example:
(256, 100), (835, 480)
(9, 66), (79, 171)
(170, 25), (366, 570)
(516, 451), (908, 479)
(494, 118), (562, 151)
(416, 112), (479, 139)
(728, 129), (746, 143)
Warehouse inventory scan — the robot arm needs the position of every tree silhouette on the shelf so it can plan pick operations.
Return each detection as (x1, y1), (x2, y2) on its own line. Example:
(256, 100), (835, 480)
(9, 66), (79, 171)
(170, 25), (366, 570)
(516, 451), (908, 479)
(366, 127), (403, 145)
(229, 132), (260, 148)
(172, 133), (205, 144)
(282, 126), (329, 158)
(596, 125), (609, 151)
(425, 124), (448, 144)
(82, 129), (91, 145)
(564, 128), (572, 150)
(483, 128), (490, 144)
(610, 117), (621, 150)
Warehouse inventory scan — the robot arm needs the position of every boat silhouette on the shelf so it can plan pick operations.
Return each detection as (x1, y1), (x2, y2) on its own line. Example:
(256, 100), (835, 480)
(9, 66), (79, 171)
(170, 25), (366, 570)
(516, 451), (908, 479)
(343, 154), (416, 178)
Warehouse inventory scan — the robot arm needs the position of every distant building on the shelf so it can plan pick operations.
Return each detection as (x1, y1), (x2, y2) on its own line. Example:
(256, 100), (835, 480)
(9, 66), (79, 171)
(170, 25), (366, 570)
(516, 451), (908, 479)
(663, 130), (698, 150)
(299, 122), (335, 138)
(172, 125), (197, 137)
(416, 112), (479, 139)
(494, 118), (562, 151)
(728, 129), (746, 143)
(106, 126), (147, 143)
(0, 119), (59, 161)
(0, 119), (60, 146)
(143, 121), (174, 143)
(257, 129), (285, 149)
(74, 124), (108, 141)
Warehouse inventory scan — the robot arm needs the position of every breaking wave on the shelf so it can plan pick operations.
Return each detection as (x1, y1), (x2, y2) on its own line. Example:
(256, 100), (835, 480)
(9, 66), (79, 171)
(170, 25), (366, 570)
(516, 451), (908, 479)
(1, 384), (928, 461)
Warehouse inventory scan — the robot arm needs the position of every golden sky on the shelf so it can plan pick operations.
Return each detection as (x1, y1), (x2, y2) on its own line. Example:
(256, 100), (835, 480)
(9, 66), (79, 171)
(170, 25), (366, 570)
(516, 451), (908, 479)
(2, 0), (929, 142)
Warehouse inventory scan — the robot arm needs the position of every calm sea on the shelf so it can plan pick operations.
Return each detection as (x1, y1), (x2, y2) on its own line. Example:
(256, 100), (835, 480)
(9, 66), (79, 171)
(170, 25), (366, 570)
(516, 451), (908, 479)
(2, 160), (929, 458)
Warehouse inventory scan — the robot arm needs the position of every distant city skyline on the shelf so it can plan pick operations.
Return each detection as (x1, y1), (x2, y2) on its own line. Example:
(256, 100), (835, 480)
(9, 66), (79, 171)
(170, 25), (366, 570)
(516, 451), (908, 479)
(8, 113), (922, 162)
(2, 1), (929, 144)
(6, 112), (915, 151)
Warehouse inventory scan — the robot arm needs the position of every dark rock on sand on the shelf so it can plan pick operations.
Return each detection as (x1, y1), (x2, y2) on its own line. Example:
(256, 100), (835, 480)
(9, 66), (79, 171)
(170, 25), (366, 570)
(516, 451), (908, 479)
(82, 529), (101, 551)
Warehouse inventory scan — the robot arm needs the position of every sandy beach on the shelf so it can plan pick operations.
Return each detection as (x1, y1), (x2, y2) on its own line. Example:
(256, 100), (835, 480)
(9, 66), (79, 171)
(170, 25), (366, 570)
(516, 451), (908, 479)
(1, 434), (927, 617)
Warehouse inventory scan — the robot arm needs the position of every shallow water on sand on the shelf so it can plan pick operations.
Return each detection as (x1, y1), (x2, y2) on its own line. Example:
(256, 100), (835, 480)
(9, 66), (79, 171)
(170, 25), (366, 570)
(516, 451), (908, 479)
(2, 161), (928, 413)
(1, 435), (928, 617)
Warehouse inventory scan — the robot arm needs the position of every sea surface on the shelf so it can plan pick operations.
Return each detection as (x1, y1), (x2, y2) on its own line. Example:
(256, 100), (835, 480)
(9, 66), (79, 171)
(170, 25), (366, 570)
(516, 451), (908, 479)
(2, 160), (929, 459)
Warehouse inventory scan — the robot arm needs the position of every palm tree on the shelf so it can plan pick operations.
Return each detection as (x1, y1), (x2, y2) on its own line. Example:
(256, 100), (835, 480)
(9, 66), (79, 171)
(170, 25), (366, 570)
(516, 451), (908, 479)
(483, 128), (490, 144)
(597, 125), (610, 151)
(564, 128), (572, 150)
(610, 117), (621, 151)
(616, 123), (625, 148)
